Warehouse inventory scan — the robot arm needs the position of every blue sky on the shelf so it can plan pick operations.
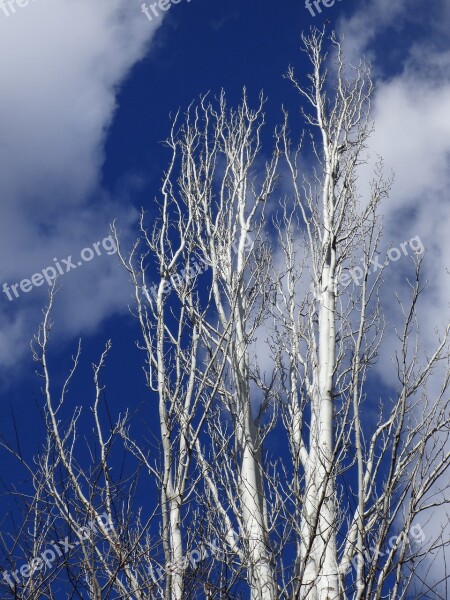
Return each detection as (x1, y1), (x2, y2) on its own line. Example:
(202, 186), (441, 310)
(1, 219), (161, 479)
(1, 0), (450, 595)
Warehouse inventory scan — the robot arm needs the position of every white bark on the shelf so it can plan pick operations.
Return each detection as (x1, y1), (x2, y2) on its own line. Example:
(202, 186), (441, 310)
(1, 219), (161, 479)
(4, 28), (450, 600)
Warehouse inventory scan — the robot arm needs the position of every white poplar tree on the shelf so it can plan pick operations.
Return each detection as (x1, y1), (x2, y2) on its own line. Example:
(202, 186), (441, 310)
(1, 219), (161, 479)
(2, 28), (450, 600)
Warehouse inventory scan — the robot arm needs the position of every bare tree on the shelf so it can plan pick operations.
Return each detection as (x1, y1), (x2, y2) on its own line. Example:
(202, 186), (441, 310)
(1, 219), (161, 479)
(2, 28), (450, 600)
(116, 89), (280, 599)
(274, 29), (450, 600)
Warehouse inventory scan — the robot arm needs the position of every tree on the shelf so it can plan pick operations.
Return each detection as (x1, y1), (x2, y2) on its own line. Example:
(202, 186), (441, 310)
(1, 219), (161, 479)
(2, 28), (450, 600)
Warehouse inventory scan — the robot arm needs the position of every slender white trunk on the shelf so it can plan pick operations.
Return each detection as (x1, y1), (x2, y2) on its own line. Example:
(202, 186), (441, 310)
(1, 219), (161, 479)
(168, 500), (184, 600)
(235, 228), (276, 600)
(234, 333), (276, 599)
(156, 279), (185, 600)
(240, 437), (276, 599)
(301, 180), (339, 598)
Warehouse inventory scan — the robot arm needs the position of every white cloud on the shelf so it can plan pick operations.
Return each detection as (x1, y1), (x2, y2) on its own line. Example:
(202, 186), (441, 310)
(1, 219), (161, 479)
(355, 44), (450, 375)
(337, 0), (408, 67)
(338, 1), (450, 592)
(333, 0), (450, 370)
(0, 0), (162, 373)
